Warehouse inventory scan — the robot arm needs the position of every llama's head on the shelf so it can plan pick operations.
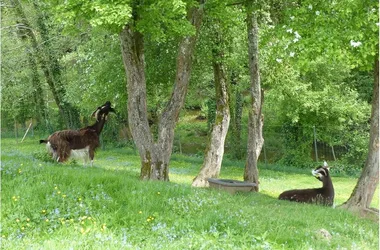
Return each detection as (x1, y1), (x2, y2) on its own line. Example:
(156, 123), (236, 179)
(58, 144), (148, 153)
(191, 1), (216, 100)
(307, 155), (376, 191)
(312, 161), (330, 182)
(92, 101), (115, 121)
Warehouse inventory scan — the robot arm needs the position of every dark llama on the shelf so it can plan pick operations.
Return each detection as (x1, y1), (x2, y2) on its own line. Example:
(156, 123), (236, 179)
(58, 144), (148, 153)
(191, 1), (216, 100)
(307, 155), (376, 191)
(278, 161), (334, 206)
(40, 101), (115, 166)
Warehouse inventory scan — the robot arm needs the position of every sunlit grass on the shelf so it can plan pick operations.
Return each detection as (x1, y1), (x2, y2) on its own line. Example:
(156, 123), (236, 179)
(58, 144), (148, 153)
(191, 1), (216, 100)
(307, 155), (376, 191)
(1, 136), (378, 249)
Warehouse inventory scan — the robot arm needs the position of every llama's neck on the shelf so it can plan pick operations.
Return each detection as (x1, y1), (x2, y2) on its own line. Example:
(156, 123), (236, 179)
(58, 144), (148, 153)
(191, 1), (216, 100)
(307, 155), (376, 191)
(87, 117), (106, 135)
(322, 176), (334, 193)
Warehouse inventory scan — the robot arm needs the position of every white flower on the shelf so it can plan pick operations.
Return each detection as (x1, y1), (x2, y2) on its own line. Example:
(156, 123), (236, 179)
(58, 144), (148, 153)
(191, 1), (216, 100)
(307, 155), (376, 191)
(286, 28), (293, 33)
(289, 52), (295, 57)
(293, 38), (299, 43)
(308, 4), (313, 10)
(276, 58), (283, 63)
(294, 31), (301, 39)
(290, 16), (295, 20)
(316, 11), (320, 15)
(350, 40), (362, 47)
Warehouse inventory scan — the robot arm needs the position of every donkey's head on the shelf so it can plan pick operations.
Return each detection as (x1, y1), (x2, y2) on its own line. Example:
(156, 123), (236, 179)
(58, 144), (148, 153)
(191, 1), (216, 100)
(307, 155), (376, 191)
(312, 161), (330, 182)
(92, 101), (115, 121)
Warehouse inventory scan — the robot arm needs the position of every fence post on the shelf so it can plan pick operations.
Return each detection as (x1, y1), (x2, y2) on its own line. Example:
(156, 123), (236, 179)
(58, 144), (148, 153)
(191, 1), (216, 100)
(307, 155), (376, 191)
(313, 126), (319, 162)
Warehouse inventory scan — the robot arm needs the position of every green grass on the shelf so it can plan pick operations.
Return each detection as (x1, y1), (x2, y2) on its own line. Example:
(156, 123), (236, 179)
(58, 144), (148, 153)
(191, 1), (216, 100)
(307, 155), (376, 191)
(1, 137), (378, 249)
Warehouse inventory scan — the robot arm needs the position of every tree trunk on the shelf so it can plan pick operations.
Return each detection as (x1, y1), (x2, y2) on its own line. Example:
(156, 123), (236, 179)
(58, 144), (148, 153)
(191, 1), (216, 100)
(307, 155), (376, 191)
(340, 59), (379, 217)
(230, 86), (244, 160)
(26, 47), (48, 128)
(13, 0), (80, 129)
(244, 9), (263, 191)
(34, 3), (81, 129)
(192, 41), (230, 187)
(120, 2), (204, 181)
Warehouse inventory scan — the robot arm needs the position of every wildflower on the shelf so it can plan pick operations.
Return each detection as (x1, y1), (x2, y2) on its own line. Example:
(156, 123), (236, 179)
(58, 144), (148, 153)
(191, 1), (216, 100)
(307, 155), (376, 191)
(54, 186), (58, 190)
(139, 211), (143, 214)
(18, 169), (22, 174)
(45, 219), (49, 223)
(21, 227), (25, 231)
(350, 40), (362, 47)
(289, 52), (295, 57)
(42, 209), (47, 214)
(286, 28), (293, 33)
(308, 4), (313, 10)
(39, 164), (42, 167)
(290, 16), (295, 20)
(294, 31), (301, 39)
(26, 218), (30, 222)
(62, 194), (67, 198)
(316, 11), (320, 15)
(57, 191), (61, 194)
(276, 58), (283, 63)
(157, 192), (161, 195)
(78, 197), (82, 201)
(16, 219), (20, 223)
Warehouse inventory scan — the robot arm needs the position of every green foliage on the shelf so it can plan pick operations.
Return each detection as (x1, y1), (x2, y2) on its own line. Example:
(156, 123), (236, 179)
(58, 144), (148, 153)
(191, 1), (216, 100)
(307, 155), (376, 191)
(1, 0), (376, 168)
(56, 0), (196, 41)
(62, 30), (127, 117)
(56, 0), (132, 32)
(269, 0), (378, 70)
(1, 137), (378, 249)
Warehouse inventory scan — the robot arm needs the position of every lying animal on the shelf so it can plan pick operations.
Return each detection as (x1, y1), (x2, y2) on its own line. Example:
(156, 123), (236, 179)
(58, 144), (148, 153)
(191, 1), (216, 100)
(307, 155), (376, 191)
(278, 162), (334, 206)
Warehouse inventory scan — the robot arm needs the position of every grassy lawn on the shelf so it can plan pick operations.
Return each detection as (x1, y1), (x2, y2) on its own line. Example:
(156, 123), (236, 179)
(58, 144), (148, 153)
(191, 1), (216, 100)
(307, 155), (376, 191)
(1, 136), (378, 249)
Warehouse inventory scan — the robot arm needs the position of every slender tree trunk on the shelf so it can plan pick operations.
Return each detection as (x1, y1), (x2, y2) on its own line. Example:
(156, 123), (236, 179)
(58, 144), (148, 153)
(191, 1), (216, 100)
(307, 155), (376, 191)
(34, 3), (80, 129)
(244, 9), (263, 191)
(120, 2), (204, 181)
(231, 87), (244, 160)
(16, 19), (48, 127)
(340, 59), (379, 217)
(13, 0), (80, 129)
(26, 47), (47, 127)
(192, 40), (230, 187)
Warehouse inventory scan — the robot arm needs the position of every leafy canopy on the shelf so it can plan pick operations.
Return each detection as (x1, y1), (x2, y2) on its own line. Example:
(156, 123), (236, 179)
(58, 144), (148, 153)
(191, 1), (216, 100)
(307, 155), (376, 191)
(55, 0), (197, 41)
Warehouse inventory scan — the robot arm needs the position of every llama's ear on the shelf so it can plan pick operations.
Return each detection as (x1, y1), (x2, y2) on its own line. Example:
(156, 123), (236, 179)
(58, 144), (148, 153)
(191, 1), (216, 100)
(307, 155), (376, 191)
(91, 107), (101, 121)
